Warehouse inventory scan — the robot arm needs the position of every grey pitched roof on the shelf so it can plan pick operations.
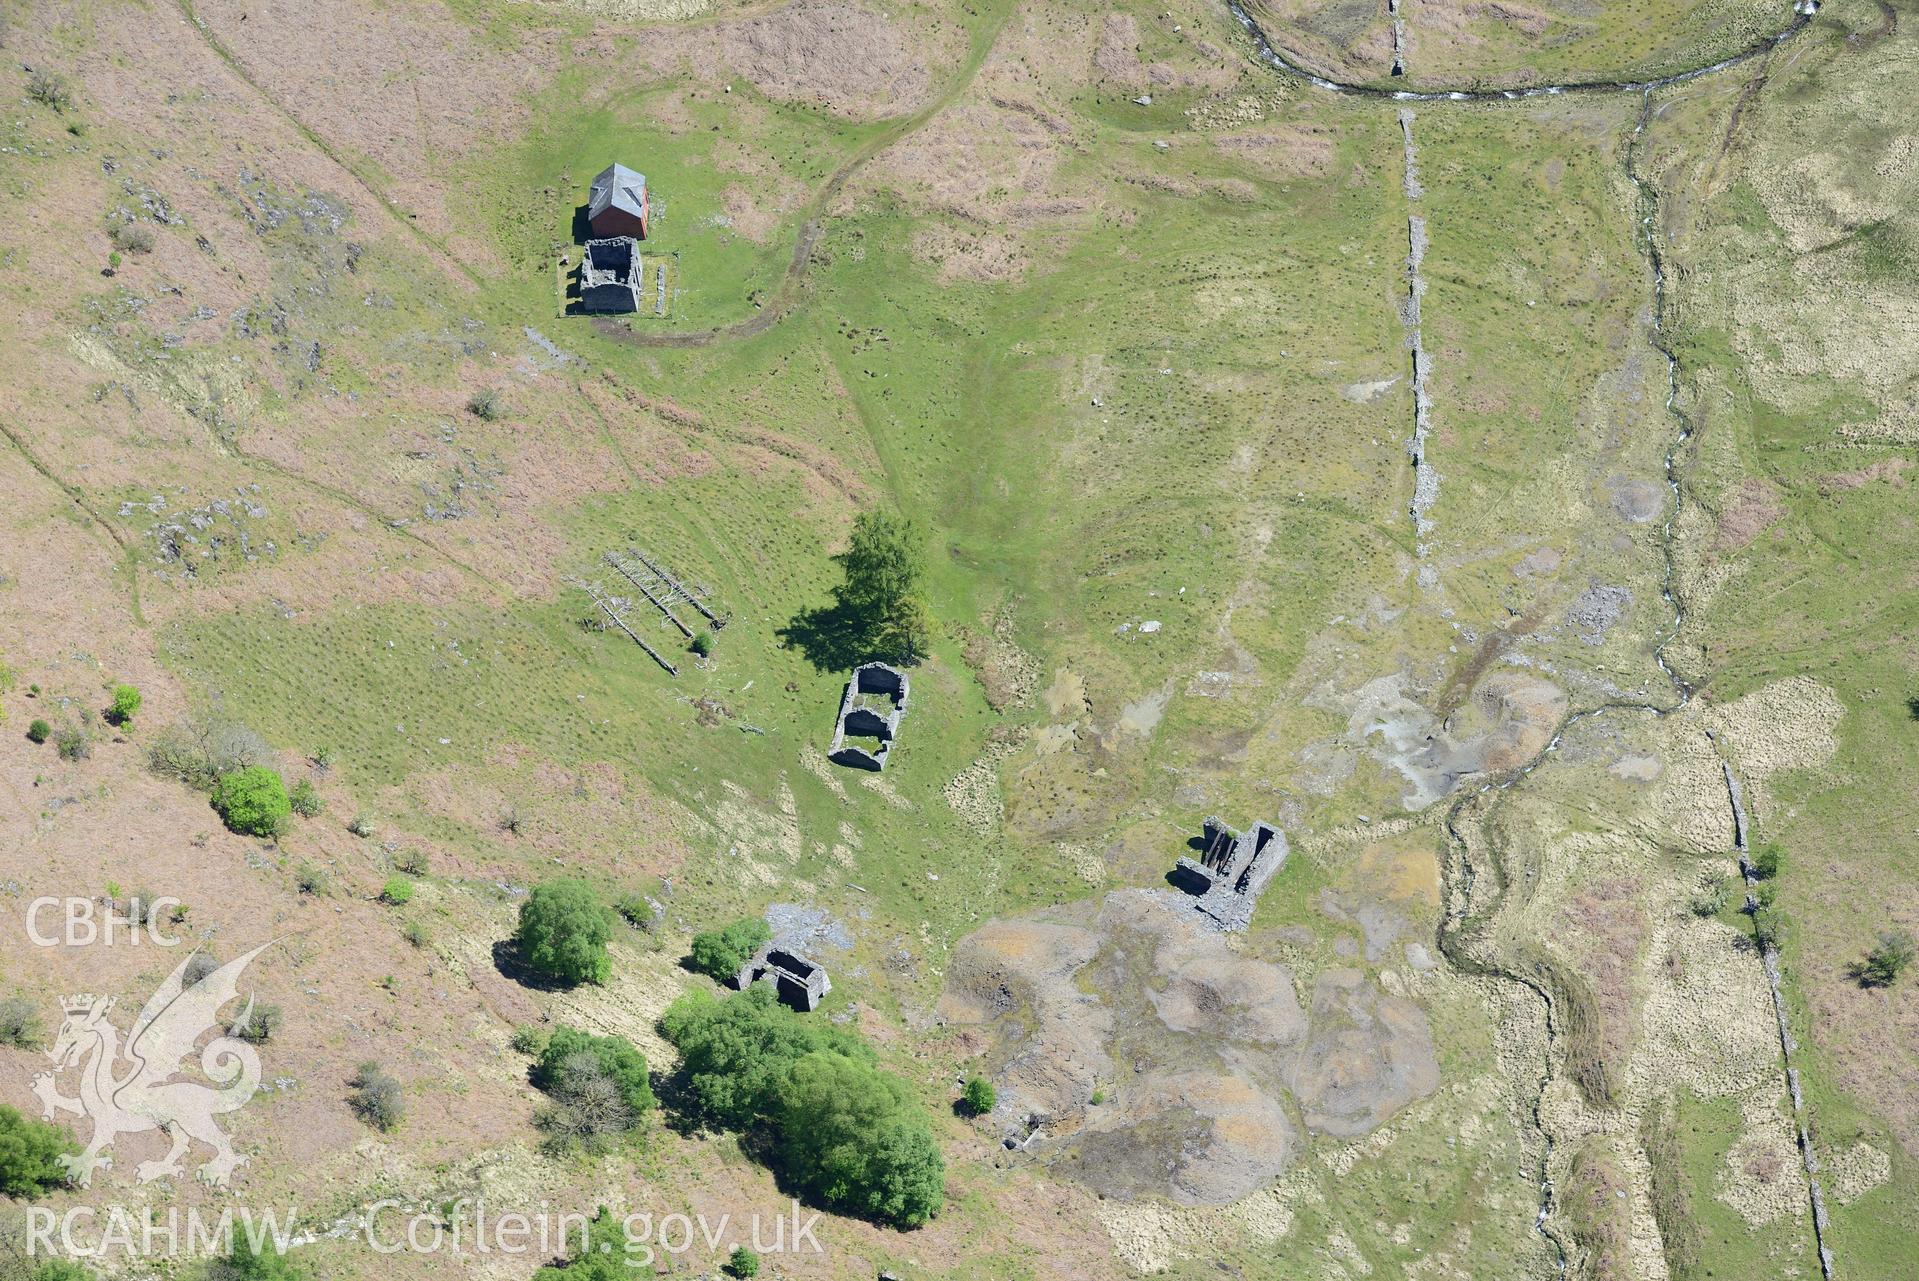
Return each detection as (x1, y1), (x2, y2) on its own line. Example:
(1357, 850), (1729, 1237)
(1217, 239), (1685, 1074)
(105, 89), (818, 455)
(589, 163), (647, 221)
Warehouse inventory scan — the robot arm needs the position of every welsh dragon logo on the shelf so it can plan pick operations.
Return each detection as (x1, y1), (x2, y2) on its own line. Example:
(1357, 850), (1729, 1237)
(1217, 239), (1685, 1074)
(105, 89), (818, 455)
(32, 942), (274, 1187)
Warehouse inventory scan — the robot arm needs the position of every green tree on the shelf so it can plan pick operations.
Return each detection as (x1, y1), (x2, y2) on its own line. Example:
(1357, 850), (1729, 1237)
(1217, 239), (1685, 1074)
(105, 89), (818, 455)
(659, 986), (868, 1129)
(726, 1246), (760, 1278)
(532, 1026), (656, 1117)
(515, 880), (615, 986)
(841, 509), (934, 663)
(26, 719), (50, 744)
(687, 917), (771, 982)
(776, 1051), (945, 1229)
(210, 767), (291, 837)
(379, 877), (413, 906)
(106, 684), (141, 726)
(960, 1075), (996, 1116)
(1857, 928), (1916, 988)
(1750, 842), (1784, 880)
(0, 1105), (76, 1195)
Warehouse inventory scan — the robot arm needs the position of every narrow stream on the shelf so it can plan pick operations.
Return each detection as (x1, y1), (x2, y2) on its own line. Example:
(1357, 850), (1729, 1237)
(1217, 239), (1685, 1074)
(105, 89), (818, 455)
(1224, 3), (1826, 1270)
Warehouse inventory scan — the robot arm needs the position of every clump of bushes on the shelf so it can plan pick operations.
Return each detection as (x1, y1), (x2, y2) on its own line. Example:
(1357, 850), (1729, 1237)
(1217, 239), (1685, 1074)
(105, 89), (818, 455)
(288, 778), (322, 818)
(466, 389), (503, 421)
(530, 1026), (655, 1150)
(230, 999), (281, 1044)
(55, 726), (90, 761)
(148, 718), (270, 790)
(0, 1105), (77, 1195)
(510, 1024), (550, 1057)
(210, 766), (291, 837)
(959, 1076), (996, 1116)
(514, 879), (614, 986)
(378, 876), (413, 907)
(1689, 872), (1732, 918)
(209, 1237), (309, 1280)
(348, 1062), (404, 1132)
(392, 847), (428, 876)
(1853, 928), (1915, 988)
(660, 986), (944, 1229)
(108, 224), (154, 256)
(0, 994), (42, 1049)
(26, 719), (50, 744)
(687, 917), (770, 983)
(294, 863), (327, 896)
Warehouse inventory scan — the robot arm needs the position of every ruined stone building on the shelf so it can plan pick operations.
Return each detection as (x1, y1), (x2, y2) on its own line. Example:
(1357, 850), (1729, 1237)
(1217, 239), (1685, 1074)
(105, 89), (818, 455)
(828, 662), (909, 770)
(588, 162), (649, 239)
(732, 945), (831, 1012)
(1171, 817), (1288, 931)
(580, 237), (642, 313)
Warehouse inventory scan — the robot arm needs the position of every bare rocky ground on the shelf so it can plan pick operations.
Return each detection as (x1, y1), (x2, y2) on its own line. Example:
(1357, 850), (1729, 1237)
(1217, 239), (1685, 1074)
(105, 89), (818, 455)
(940, 888), (1438, 1204)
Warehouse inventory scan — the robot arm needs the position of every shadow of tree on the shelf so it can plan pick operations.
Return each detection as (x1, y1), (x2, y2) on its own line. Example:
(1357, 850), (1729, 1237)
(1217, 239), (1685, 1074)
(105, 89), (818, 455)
(490, 938), (576, 994)
(777, 596), (878, 673)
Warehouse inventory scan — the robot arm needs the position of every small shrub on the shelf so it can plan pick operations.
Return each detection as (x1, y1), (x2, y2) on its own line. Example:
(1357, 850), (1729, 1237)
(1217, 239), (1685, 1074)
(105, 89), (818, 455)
(348, 1062), (404, 1132)
(230, 999), (281, 1043)
(311, 746), (335, 773)
(211, 766), (291, 837)
(393, 847), (428, 876)
(26, 71), (73, 113)
(294, 863), (327, 896)
(108, 225), (154, 256)
(118, 889), (161, 926)
(687, 917), (771, 983)
(1689, 873), (1731, 917)
(26, 719), (50, 744)
(514, 880), (614, 986)
(402, 919), (428, 948)
(499, 805), (522, 835)
(107, 685), (142, 725)
(347, 813), (375, 838)
(379, 876), (413, 907)
(690, 632), (713, 658)
(1750, 842), (1784, 881)
(184, 951), (220, 987)
(466, 389), (503, 421)
(960, 1076), (996, 1116)
(1751, 906), (1785, 951)
(208, 1238), (310, 1280)
(510, 1024), (551, 1057)
(614, 893), (659, 931)
(55, 727), (90, 761)
(288, 778), (322, 818)
(1854, 928), (1916, 988)
(0, 994), (42, 1048)
(0, 1105), (78, 1195)
(726, 1246), (760, 1279)
(1089, 1087), (1106, 1106)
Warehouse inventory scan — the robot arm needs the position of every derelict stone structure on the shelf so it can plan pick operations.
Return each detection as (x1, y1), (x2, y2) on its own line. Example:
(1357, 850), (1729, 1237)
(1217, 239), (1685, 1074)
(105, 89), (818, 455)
(828, 662), (909, 771)
(1171, 816), (1288, 931)
(580, 237), (643, 313)
(731, 944), (832, 1012)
